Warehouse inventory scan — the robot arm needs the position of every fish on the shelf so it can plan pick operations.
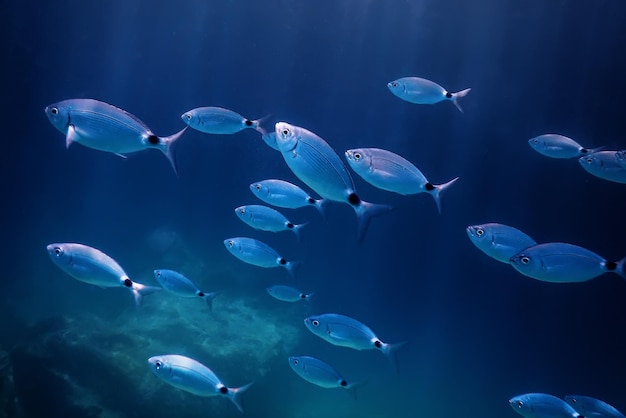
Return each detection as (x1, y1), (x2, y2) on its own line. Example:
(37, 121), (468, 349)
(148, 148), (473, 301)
(235, 205), (308, 241)
(181, 106), (266, 135)
(249, 179), (327, 218)
(579, 151), (626, 184)
(509, 242), (626, 283)
(148, 354), (253, 413)
(387, 77), (471, 113)
(466, 223), (537, 264)
(304, 313), (405, 371)
(528, 134), (602, 159)
(153, 269), (219, 312)
(288, 355), (361, 399)
(223, 237), (301, 278)
(46, 243), (161, 306)
(344, 147), (459, 213)
(261, 132), (280, 150)
(266, 285), (313, 302)
(274, 122), (393, 241)
(509, 393), (582, 418)
(564, 395), (625, 418)
(44, 98), (186, 174)
(614, 150), (626, 168)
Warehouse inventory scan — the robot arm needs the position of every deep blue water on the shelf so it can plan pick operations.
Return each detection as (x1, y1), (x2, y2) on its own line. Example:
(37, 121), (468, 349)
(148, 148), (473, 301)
(3, 1), (626, 417)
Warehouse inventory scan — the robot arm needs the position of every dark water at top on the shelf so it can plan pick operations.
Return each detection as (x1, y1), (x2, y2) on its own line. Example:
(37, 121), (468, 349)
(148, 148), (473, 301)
(3, 1), (626, 417)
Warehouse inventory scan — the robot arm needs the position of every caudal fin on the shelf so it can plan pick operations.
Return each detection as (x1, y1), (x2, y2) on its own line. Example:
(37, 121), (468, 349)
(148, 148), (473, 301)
(291, 222), (308, 242)
(131, 282), (162, 307)
(312, 198), (328, 221)
(345, 380), (367, 400)
(160, 126), (188, 175)
(252, 114), (273, 136)
(613, 257), (626, 280)
(380, 341), (407, 373)
(354, 200), (394, 243)
(451, 88), (471, 113)
(429, 176), (460, 214)
(227, 382), (253, 413)
(201, 291), (220, 313)
(284, 260), (303, 279)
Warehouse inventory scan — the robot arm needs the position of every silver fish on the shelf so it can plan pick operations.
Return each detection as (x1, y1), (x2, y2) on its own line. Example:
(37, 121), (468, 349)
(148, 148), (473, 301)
(148, 354), (253, 413)
(181, 106), (266, 135)
(387, 77), (471, 112)
(288, 355), (360, 398)
(304, 313), (405, 371)
(579, 151), (626, 184)
(46, 243), (161, 306)
(564, 395), (625, 418)
(266, 285), (313, 302)
(345, 147), (459, 213)
(466, 223), (536, 264)
(509, 242), (626, 283)
(249, 179), (326, 217)
(510, 393), (581, 418)
(235, 205), (307, 241)
(44, 98), (186, 174)
(528, 134), (601, 159)
(615, 150), (626, 168)
(223, 237), (301, 278)
(153, 269), (219, 311)
(274, 122), (392, 241)
(261, 132), (280, 150)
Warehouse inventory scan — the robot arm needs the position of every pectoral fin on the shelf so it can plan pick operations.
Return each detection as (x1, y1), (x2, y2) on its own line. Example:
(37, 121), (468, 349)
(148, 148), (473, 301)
(66, 125), (78, 149)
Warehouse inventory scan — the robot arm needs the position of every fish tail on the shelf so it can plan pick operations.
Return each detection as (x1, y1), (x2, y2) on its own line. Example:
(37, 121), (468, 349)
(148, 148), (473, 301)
(615, 257), (626, 280)
(345, 380), (367, 400)
(303, 292), (314, 303)
(451, 88), (471, 113)
(430, 176), (460, 214)
(285, 260), (303, 279)
(354, 200), (394, 243)
(252, 114), (273, 135)
(201, 291), (220, 313)
(131, 282), (162, 307)
(313, 198), (328, 221)
(291, 222), (308, 242)
(227, 382), (253, 413)
(160, 126), (188, 176)
(381, 341), (407, 373)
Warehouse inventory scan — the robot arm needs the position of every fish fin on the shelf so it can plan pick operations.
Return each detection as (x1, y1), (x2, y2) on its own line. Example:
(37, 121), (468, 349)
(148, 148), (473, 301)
(159, 126), (188, 176)
(354, 200), (394, 243)
(583, 145), (605, 155)
(285, 260), (303, 279)
(345, 380), (367, 400)
(201, 291), (220, 313)
(252, 114), (273, 135)
(614, 257), (626, 280)
(131, 283), (162, 307)
(227, 382), (253, 413)
(451, 88), (471, 113)
(291, 222), (308, 242)
(66, 125), (78, 148)
(381, 341), (407, 373)
(303, 292), (314, 303)
(430, 176), (460, 214)
(114, 153), (128, 159)
(313, 198), (328, 221)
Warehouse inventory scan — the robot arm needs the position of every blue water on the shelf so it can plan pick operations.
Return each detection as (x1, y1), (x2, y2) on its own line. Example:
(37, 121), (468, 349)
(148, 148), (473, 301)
(3, 1), (626, 417)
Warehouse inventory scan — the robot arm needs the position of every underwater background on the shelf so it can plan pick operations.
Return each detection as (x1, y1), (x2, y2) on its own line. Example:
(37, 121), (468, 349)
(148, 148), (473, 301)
(3, 1), (626, 417)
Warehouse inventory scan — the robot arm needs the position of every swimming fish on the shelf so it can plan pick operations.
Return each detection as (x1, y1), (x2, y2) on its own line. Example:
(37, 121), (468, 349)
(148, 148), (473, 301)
(528, 134), (601, 159)
(509, 242), (626, 283)
(288, 355), (360, 399)
(466, 223), (537, 264)
(46, 243), (161, 306)
(564, 395), (625, 418)
(274, 122), (393, 241)
(148, 354), (253, 413)
(345, 147), (459, 213)
(249, 179), (326, 218)
(44, 98), (186, 174)
(304, 313), (405, 371)
(614, 150), (626, 168)
(266, 285), (313, 302)
(510, 393), (582, 418)
(261, 132), (280, 150)
(235, 205), (308, 241)
(153, 269), (219, 312)
(223, 237), (301, 278)
(387, 77), (471, 113)
(181, 106), (266, 135)
(579, 151), (626, 184)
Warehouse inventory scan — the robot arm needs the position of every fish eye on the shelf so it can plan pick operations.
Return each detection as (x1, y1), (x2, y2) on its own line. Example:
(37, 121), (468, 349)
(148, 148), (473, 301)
(312, 319), (319, 327)
(293, 359), (299, 365)
(521, 256), (530, 264)
(516, 401), (524, 408)
(533, 139), (539, 144)
(51, 107), (59, 115)
(354, 152), (361, 160)
(586, 157), (593, 164)
(155, 361), (162, 369)
(392, 82), (398, 87)
(156, 271), (161, 277)
(228, 240), (234, 247)
(185, 113), (192, 120)
(239, 208), (245, 214)
(476, 228), (484, 237)
(255, 184), (261, 190)
(282, 129), (289, 136)
(53, 247), (63, 256)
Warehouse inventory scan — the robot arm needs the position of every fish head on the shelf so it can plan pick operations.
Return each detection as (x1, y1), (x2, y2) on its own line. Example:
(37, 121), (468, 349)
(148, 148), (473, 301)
(387, 79), (406, 98)
(509, 250), (538, 275)
(303, 315), (325, 337)
(527, 136), (545, 152)
(223, 238), (240, 254)
(466, 224), (492, 246)
(153, 269), (169, 285)
(274, 122), (299, 153)
(234, 206), (248, 220)
(180, 109), (199, 128)
(344, 148), (372, 172)
(46, 243), (72, 267)
(509, 394), (534, 417)
(579, 154), (602, 170)
(288, 356), (306, 374)
(148, 355), (172, 378)
(44, 101), (72, 134)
